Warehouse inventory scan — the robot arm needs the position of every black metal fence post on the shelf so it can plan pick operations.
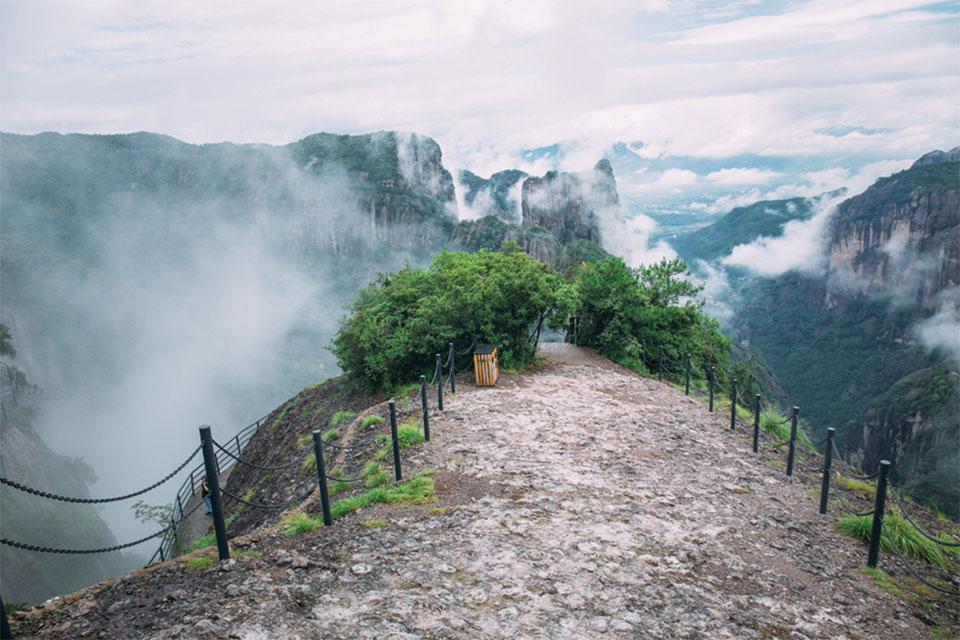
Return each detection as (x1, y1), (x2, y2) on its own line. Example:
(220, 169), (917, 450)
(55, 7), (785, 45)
(199, 425), (230, 560)
(436, 354), (444, 411)
(709, 366), (715, 412)
(730, 379), (738, 430)
(0, 596), (11, 640)
(312, 430), (333, 526)
(819, 428), (835, 515)
(448, 343), (456, 394)
(189, 470), (195, 497)
(752, 394), (761, 453)
(420, 375), (431, 441)
(867, 460), (891, 568)
(785, 406), (799, 477)
(388, 400), (402, 482)
(684, 354), (691, 396)
(234, 434), (241, 455)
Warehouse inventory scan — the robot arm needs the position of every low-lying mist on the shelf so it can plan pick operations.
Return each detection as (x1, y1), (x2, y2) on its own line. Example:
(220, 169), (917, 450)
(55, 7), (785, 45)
(1, 134), (438, 552)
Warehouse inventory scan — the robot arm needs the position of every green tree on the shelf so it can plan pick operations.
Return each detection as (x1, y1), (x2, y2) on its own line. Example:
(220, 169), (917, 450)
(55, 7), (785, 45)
(573, 256), (730, 379)
(333, 242), (574, 390)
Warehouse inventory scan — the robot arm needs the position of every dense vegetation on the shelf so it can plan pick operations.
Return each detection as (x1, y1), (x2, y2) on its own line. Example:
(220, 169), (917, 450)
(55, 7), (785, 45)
(671, 197), (812, 263)
(573, 257), (730, 379)
(334, 246), (730, 393)
(333, 243), (574, 390)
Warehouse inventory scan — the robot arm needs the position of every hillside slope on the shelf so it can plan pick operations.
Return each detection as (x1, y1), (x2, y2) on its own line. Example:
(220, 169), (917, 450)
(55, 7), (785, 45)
(11, 345), (953, 639)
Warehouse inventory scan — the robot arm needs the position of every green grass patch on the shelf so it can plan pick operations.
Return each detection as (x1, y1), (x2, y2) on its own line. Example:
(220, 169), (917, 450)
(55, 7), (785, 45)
(330, 410), (357, 428)
(362, 461), (388, 488)
(189, 513), (238, 551)
(281, 509), (323, 537)
(836, 476), (876, 496)
(185, 554), (215, 571)
(860, 567), (906, 598)
(330, 473), (435, 520)
(302, 452), (317, 472)
(242, 488), (257, 502)
(393, 382), (421, 397)
(361, 415), (385, 430)
(397, 420), (425, 449)
(271, 399), (297, 432)
(363, 519), (390, 529)
(759, 409), (812, 448)
(322, 428), (340, 442)
(297, 433), (313, 449)
(234, 549), (261, 559)
(837, 511), (951, 569)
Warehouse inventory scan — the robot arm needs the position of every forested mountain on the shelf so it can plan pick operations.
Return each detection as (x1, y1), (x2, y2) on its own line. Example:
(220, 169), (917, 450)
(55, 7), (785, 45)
(673, 149), (960, 516)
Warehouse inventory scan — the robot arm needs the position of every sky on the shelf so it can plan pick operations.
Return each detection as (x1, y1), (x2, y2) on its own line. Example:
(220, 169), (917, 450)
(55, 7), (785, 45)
(1, 0), (958, 214)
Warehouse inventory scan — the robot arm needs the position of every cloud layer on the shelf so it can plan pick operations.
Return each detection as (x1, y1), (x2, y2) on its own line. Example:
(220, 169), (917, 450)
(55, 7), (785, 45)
(1, 0), (956, 183)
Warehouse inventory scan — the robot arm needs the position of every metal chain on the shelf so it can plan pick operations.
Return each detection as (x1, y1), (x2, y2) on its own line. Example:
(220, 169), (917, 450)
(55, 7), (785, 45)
(212, 440), (300, 471)
(1, 525), (173, 554)
(320, 439), (363, 451)
(888, 486), (960, 547)
(832, 488), (875, 518)
(220, 487), (297, 510)
(830, 441), (880, 480)
(0, 446), (201, 504)
(881, 527), (960, 597)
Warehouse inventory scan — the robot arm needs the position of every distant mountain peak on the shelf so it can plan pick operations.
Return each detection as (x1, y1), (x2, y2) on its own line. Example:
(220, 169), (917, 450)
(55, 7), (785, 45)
(910, 146), (960, 168)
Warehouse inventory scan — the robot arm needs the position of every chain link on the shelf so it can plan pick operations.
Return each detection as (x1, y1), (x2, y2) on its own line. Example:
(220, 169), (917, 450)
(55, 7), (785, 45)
(0, 446), (201, 504)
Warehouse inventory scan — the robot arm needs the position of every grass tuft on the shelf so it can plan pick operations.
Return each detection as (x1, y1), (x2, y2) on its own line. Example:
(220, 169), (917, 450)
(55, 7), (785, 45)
(837, 511), (951, 569)
(362, 461), (388, 488)
(330, 410), (357, 428)
(186, 554), (215, 571)
(397, 420), (425, 449)
(361, 415), (385, 430)
(322, 428), (340, 442)
(330, 473), (435, 520)
(271, 400), (296, 432)
(302, 452), (317, 472)
(363, 519), (390, 529)
(759, 409), (812, 448)
(836, 476), (876, 496)
(281, 509), (322, 537)
(296, 433), (313, 449)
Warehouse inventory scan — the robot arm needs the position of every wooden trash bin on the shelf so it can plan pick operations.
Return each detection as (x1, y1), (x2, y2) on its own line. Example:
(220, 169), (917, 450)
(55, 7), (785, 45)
(472, 344), (499, 387)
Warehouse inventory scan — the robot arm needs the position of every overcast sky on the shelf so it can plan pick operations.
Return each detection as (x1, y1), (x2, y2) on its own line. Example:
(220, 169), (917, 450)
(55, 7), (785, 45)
(2, 0), (958, 208)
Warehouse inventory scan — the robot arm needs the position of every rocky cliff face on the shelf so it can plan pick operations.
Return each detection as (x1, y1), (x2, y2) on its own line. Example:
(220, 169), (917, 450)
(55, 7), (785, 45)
(725, 150), (959, 517)
(846, 364), (959, 517)
(825, 157), (959, 312)
(452, 160), (617, 265)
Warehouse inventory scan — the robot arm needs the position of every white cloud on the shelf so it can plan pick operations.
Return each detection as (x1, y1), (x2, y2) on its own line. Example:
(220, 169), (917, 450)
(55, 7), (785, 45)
(722, 193), (846, 276)
(0, 0), (954, 173)
(705, 167), (781, 186)
(913, 287), (960, 361)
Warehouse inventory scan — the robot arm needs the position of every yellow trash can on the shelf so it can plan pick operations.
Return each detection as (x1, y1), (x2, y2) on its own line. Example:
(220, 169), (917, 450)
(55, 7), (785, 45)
(472, 345), (499, 387)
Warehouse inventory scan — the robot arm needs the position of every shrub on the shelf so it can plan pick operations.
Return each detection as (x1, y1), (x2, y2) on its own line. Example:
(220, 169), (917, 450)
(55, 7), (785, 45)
(333, 243), (574, 390)
(573, 257), (730, 378)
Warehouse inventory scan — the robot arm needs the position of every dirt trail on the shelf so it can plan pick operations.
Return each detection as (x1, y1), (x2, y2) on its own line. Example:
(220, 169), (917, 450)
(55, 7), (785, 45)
(12, 346), (936, 639)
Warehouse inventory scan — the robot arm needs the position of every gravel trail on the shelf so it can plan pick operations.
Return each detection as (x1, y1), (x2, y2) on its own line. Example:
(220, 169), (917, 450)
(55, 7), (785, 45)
(12, 345), (935, 639)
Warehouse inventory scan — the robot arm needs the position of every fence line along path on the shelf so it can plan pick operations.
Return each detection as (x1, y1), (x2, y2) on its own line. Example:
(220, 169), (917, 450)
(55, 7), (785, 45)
(8, 343), (939, 639)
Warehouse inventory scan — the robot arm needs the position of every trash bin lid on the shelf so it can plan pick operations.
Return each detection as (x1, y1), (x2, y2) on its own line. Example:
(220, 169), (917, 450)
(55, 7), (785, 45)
(474, 344), (496, 355)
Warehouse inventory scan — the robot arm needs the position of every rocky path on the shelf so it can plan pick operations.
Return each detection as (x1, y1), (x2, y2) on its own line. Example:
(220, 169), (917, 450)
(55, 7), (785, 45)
(12, 346), (937, 638)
